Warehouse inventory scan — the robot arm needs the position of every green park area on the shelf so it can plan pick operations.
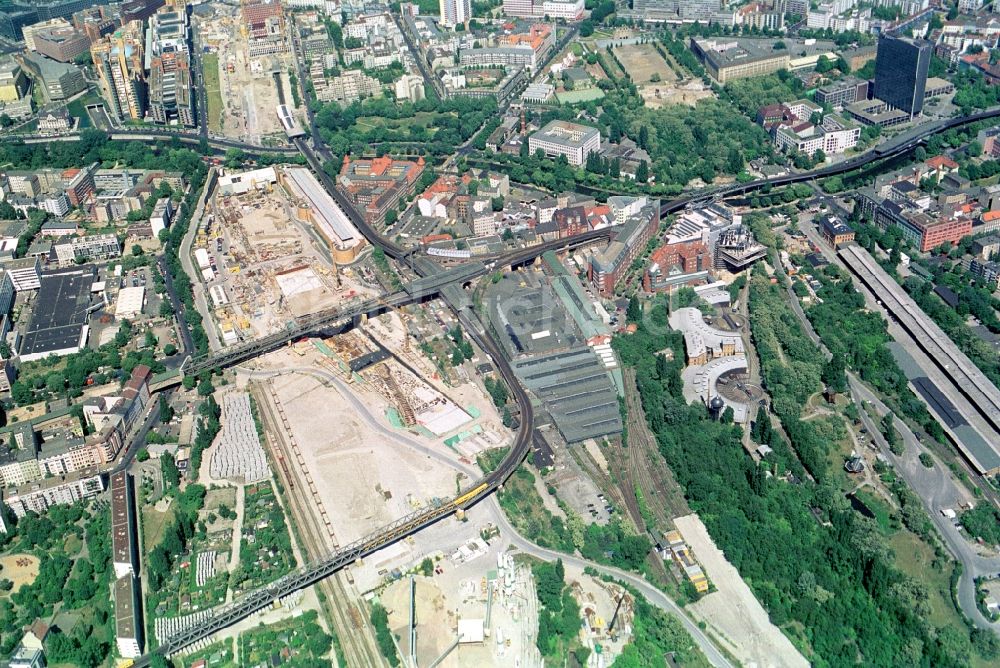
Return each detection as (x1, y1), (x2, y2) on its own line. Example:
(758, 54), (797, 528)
(354, 111), (443, 137)
(203, 53), (224, 134)
(313, 96), (497, 157)
(0, 503), (115, 662)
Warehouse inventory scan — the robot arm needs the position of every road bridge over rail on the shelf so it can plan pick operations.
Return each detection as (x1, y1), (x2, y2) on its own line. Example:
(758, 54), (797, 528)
(172, 233), (615, 382)
(132, 106), (1000, 662)
(405, 261), (487, 296)
(179, 292), (406, 378)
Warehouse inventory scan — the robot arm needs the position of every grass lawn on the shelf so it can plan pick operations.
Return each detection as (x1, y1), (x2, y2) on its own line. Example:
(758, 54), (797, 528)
(889, 531), (965, 631)
(66, 94), (100, 129)
(556, 88), (605, 104)
(142, 503), (176, 554)
(63, 533), (82, 555)
(203, 53), (223, 134)
(204, 486), (236, 513)
(853, 488), (894, 533)
(569, 42), (583, 56)
(355, 111), (444, 132)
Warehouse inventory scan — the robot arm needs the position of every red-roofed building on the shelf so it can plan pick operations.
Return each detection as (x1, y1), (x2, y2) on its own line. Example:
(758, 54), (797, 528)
(339, 155), (426, 227)
(553, 205), (587, 237)
(643, 240), (710, 292)
(585, 204), (612, 230)
(923, 155), (960, 183)
(961, 52), (1000, 84)
(498, 23), (554, 59)
(925, 155), (959, 170)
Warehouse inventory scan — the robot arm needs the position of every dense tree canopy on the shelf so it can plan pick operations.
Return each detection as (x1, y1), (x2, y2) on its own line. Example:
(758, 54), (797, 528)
(612, 294), (981, 666)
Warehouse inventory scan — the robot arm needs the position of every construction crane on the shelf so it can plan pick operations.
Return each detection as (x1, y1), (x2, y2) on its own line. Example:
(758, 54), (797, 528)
(607, 594), (626, 641)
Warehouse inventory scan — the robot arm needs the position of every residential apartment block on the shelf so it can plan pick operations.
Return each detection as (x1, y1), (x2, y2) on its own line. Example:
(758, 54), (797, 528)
(337, 155), (426, 227)
(588, 199), (659, 295)
(53, 233), (121, 267)
(3, 467), (104, 518)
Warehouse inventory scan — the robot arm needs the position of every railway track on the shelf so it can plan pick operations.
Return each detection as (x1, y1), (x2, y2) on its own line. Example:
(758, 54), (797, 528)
(567, 437), (671, 580)
(252, 383), (385, 668)
(142, 106), (1000, 662)
(621, 368), (691, 525)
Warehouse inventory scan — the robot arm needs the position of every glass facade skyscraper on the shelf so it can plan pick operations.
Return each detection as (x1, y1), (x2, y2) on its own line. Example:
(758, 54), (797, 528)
(873, 34), (931, 118)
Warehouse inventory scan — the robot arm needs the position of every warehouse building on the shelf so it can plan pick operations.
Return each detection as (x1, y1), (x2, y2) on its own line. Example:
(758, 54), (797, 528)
(19, 265), (96, 362)
(487, 269), (622, 443)
(512, 349), (622, 443)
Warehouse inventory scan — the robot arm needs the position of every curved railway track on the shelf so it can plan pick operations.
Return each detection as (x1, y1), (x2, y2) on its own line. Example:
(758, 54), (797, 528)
(138, 106), (1000, 663)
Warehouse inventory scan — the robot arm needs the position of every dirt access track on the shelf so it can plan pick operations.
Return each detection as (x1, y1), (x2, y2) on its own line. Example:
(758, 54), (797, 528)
(675, 514), (809, 668)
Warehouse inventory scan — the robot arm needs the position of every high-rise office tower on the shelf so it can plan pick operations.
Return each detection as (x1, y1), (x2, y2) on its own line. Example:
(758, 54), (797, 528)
(90, 20), (147, 122)
(440, 0), (471, 27)
(148, 9), (194, 127)
(873, 34), (931, 118)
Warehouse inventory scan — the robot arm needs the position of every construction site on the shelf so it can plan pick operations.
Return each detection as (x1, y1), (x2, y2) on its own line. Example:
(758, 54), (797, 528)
(374, 547), (636, 668)
(193, 166), (376, 345)
(231, 304), (510, 667)
(246, 310), (506, 547)
(196, 2), (302, 143)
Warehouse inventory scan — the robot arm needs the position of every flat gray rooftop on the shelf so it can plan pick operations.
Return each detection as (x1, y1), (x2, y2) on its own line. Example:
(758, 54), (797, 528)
(841, 244), (1000, 473)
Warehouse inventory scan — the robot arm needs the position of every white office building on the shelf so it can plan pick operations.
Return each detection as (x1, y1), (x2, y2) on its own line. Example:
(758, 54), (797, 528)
(528, 120), (601, 166)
